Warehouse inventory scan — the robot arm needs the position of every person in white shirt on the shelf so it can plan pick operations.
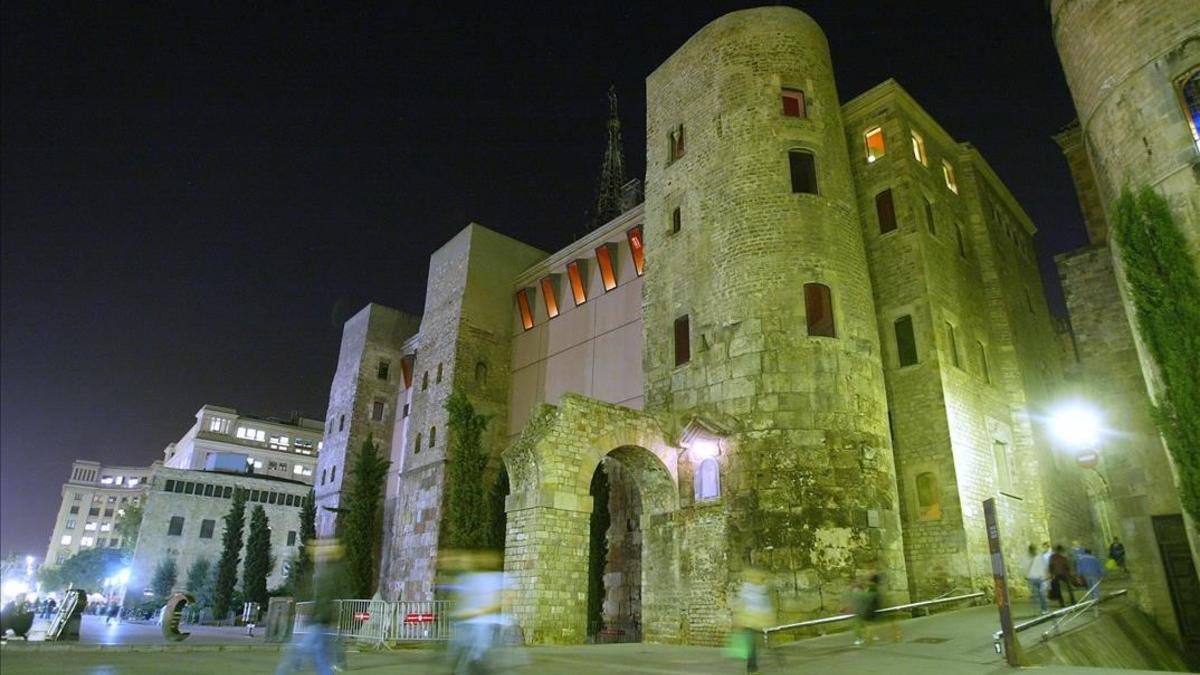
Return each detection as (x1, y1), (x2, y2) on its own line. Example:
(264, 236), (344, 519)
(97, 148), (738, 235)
(1026, 543), (1050, 614)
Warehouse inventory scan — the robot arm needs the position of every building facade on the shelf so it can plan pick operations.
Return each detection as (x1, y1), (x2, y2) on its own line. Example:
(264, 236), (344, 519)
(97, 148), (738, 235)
(43, 460), (159, 566)
(1050, 0), (1200, 649)
(163, 404), (322, 483)
(327, 7), (1097, 645)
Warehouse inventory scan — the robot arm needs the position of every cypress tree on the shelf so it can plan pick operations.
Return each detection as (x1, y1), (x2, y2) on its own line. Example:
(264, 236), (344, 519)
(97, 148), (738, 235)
(292, 489), (317, 599)
(342, 435), (391, 598)
(442, 391), (493, 549)
(149, 557), (178, 601)
(184, 557), (212, 608)
(1111, 186), (1200, 519)
(242, 505), (272, 607)
(212, 487), (247, 619)
(586, 463), (610, 635)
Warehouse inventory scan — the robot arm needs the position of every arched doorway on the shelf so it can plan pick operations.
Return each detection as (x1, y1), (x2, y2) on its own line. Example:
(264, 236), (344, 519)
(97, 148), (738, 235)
(587, 451), (644, 642)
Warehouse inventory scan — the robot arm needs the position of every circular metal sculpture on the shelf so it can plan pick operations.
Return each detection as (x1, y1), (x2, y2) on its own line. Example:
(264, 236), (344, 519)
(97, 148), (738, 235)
(161, 592), (195, 642)
(0, 597), (35, 639)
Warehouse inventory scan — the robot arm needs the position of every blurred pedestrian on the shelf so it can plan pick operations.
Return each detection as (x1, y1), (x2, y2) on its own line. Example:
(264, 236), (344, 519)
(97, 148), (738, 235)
(850, 574), (896, 645)
(1108, 538), (1126, 572)
(1076, 548), (1104, 602)
(275, 539), (351, 675)
(1049, 545), (1076, 607)
(445, 549), (517, 675)
(730, 567), (773, 673)
(106, 604), (120, 625)
(1025, 543), (1049, 614)
(44, 598), (57, 619)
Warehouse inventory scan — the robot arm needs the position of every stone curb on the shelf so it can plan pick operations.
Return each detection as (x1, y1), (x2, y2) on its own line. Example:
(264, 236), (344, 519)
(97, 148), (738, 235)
(0, 641), (290, 653)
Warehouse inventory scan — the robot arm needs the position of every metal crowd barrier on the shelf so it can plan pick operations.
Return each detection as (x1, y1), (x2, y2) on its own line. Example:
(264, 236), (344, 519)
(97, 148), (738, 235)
(763, 590), (986, 645)
(991, 586), (1127, 657)
(293, 599), (451, 643)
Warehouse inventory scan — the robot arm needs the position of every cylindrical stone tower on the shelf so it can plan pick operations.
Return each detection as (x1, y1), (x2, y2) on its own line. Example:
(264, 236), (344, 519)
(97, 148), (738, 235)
(643, 6), (909, 625)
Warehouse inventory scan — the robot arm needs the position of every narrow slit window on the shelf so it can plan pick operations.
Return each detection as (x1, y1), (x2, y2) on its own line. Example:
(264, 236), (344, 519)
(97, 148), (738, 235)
(788, 150), (818, 194)
(668, 124), (685, 163)
(516, 288), (535, 331)
(895, 315), (918, 367)
(595, 243), (618, 291)
(804, 283), (835, 337)
(674, 315), (690, 366)
(414, 433), (422, 454)
(671, 206), (682, 234)
(924, 198), (936, 235)
(540, 276), (560, 319)
(429, 426), (436, 448)
(864, 127), (886, 163)
(911, 130), (927, 165)
(566, 260), (587, 306)
(942, 159), (958, 193)
(876, 188), (897, 234)
(976, 340), (990, 383)
(626, 225), (645, 276)
(955, 222), (967, 258)
(945, 321), (961, 368)
(781, 88), (806, 118)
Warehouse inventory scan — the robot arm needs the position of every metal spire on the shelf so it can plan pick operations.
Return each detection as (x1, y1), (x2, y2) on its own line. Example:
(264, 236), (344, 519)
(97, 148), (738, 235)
(591, 85), (627, 228)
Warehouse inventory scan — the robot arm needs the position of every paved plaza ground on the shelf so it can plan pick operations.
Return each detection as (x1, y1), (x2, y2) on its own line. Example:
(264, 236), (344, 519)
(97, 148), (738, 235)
(0, 603), (1167, 674)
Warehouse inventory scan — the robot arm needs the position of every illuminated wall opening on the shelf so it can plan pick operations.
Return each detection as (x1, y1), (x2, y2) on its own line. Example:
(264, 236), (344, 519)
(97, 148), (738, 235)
(864, 126), (886, 162)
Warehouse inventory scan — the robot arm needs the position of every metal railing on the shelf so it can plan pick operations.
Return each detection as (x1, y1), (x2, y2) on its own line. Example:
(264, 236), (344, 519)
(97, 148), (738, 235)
(991, 586), (1127, 656)
(763, 590), (985, 645)
(293, 599), (451, 644)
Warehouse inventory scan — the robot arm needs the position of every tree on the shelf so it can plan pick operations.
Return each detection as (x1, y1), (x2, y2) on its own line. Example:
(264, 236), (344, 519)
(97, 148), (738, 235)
(37, 548), (125, 592)
(150, 558), (178, 601)
(442, 391), (496, 549)
(1111, 186), (1200, 520)
(185, 557), (213, 608)
(242, 505), (273, 607)
(342, 434), (391, 598)
(291, 489), (317, 599)
(115, 504), (143, 553)
(212, 487), (247, 619)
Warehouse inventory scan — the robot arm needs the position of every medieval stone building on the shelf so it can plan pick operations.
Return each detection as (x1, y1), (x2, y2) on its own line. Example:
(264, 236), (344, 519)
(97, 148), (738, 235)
(316, 7), (1098, 645)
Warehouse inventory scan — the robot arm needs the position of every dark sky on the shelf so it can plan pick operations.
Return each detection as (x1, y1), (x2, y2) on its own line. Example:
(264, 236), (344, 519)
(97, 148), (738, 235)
(0, 1), (1088, 556)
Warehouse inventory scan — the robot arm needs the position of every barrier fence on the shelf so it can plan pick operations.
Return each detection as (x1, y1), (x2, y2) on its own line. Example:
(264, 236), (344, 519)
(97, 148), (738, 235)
(294, 599), (451, 643)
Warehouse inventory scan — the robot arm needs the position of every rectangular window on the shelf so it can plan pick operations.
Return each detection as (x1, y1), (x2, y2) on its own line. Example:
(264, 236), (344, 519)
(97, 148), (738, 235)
(566, 260), (588, 306)
(674, 315), (690, 366)
(80, 536), (94, 547)
(626, 225), (644, 276)
(401, 404), (409, 418)
(515, 288), (535, 331)
(864, 127), (886, 162)
(84, 521), (97, 531)
(164, 479), (175, 492)
(65, 519), (76, 529)
(377, 360), (390, 380)
(945, 321), (961, 368)
(269, 435), (289, 450)
(370, 399), (385, 421)
(60, 535), (72, 546)
(876, 189), (897, 234)
(942, 159), (958, 193)
(788, 150), (818, 194)
(223, 486), (233, 498)
(804, 283), (835, 337)
(895, 315), (918, 367)
(288, 531), (298, 546)
(89, 507), (100, 516)
(99, 522), (110, 532)
(199, 519), (215, 539)
(103, 508), (113, 517)
(269, 492), (278, 505)
(204, 484), (214, 496)
(911, 130), (927, 165)
(781, 88), (806, 118)
(955, 222), (967, 257)
(994, 441), (1015, 495)
(668, 124), (685, 162)
(540, 275), (560, 319)
(69, 505), (79, 514)
(168, 516), (185, 536)
(184, 482), (195, 495)
(924, 198), (936, 235)
(670, 206), (682, 234)
(976, 340), (990, 383)
(595, 243), (618, 291)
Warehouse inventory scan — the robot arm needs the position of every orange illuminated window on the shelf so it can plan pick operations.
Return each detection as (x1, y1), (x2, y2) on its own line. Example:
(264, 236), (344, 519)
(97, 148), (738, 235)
(595, 244), (618, 291)
(540, 276), (559, 319)
(515, 288), (534, 331)
(400, 354), (415, 389)
(566, 260), (587, 306)
(627, 225), (644, 276)
(782, 88), (806, 118)
(864, 127), (886, 163)
(804, 283), (835, 337)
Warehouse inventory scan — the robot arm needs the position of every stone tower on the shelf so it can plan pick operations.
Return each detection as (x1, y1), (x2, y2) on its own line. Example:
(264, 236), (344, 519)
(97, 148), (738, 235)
(643, 5), (909, 618)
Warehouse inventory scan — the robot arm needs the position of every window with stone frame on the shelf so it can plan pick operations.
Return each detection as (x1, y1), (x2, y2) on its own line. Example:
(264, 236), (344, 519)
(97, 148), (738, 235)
(414, 433), (422, 454)
(287, 531), (297, 547)
(377, 359), (390, 380)
(695, 458), (720, 501)
(168, 516), (185, 536)
(199, 519), (215, 539)
(895, 315), (918, 367)
(789, 150), (818, 194)
(371, 399), (385, 421)
(674, 315), (690, 366)
(993, 440), (1017, 496)
(915, 471), (941, 520)
(804, 283), (835, 337)
(781, 88), (806, 118)
(429, 426), (436, 448)
(864, 126), (886, 162)
(876, 188), (897, 234)
(475, 361), (488, 384)
(667, 124), (686, 163)
(671, 206), (682, 234)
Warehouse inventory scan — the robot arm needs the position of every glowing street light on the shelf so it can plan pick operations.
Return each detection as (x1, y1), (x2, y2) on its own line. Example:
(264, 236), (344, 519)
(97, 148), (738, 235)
(1050, 402), (1103, 468)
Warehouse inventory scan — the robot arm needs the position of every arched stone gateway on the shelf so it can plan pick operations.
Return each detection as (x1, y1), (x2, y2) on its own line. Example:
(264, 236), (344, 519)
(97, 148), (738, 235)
(502, 393), (680, 645)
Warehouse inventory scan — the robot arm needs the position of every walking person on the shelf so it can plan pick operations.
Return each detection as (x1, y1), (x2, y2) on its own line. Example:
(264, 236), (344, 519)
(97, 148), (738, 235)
(275, 539), (350, 675)
(1076, 548), (1104, 602)
(1026, 544), (1049, 614)
(730, 567), (774, 673)
(1108, 538), (1126, 573)
(1049, 545), (1076, 607)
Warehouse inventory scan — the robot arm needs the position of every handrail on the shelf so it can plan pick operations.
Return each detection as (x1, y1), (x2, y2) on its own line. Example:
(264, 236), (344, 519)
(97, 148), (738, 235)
(991, 588), (1127, 655)
(763, 590), (985, 643)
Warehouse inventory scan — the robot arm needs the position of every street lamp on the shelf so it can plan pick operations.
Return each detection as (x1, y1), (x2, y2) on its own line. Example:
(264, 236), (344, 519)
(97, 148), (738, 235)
(1050, 402), (1102, 451)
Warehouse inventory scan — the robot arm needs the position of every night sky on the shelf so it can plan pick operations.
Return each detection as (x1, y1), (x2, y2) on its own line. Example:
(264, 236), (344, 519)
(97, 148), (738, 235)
(1, 1), (1089, 557)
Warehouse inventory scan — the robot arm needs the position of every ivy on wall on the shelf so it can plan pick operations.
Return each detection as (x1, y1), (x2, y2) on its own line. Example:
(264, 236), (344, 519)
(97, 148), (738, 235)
(1112, 186), (1200, 520)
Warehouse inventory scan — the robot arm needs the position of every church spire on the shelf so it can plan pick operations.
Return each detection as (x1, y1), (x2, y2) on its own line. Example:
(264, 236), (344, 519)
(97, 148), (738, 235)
(591, 85), (628, 228)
